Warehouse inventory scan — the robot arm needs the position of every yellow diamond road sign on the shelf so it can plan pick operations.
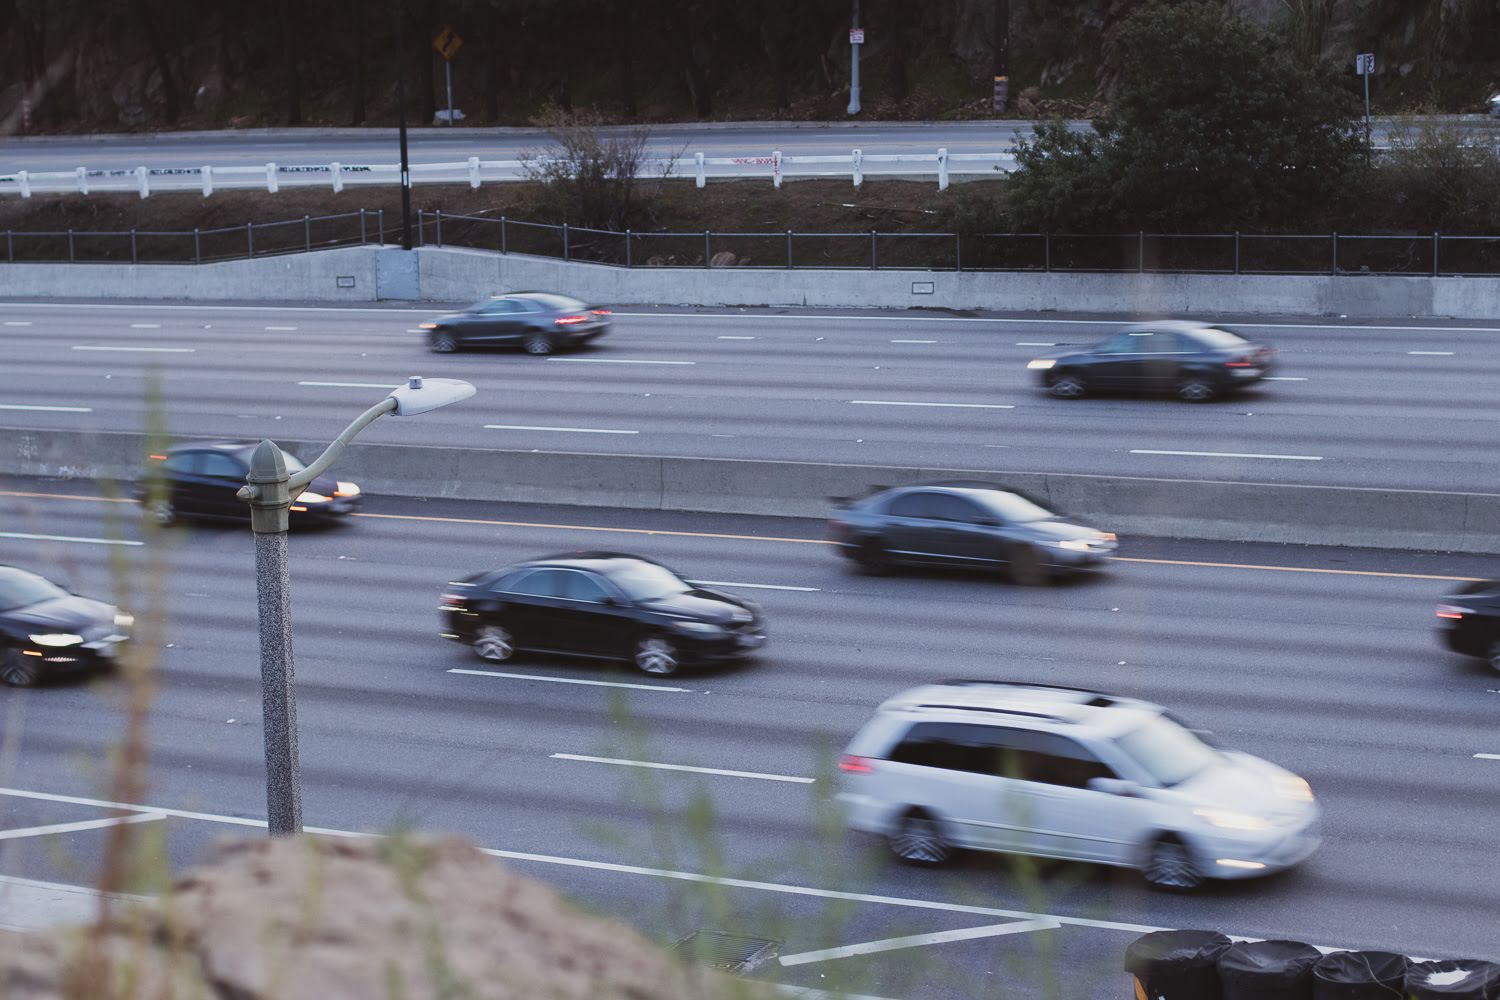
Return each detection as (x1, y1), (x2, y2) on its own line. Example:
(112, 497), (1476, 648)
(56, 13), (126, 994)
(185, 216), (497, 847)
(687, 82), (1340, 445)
(433, 26), (462, 60)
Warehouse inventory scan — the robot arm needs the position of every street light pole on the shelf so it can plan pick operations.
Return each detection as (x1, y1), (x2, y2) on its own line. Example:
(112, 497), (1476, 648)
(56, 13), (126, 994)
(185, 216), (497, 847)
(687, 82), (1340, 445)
(396, 8), (414, 250)
(992, 0), (1010, 113)
(847, 0), (862, 116)
(238, 378), (475, 836)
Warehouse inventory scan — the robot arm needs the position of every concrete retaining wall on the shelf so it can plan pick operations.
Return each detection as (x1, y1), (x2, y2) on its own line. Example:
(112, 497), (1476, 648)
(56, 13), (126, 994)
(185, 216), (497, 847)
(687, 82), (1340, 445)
(5, 426), (1499, 553)
(5, 244), (1500, 319)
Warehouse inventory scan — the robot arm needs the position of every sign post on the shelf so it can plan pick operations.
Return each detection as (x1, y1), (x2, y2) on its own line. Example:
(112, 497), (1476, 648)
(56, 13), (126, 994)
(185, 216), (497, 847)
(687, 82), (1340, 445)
(432, 26), (464, 126)
(847, 0), (863, 116)
(1355, 52), (1374, 143)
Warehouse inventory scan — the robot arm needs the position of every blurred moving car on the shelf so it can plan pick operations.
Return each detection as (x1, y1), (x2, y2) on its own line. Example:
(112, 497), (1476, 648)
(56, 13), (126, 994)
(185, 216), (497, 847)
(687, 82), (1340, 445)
(140, 442), (361, 526)
(1487, 92), (1500, 118)
(1027, 321), (1276, 401)
(836, 681), (1321, 890)
(420, 293), (612, 355)
(1436, 581), (1500, 670)
(0, 566), (132, 687)
(828, 482), (1116, 583)
(439, 552), (766, 676)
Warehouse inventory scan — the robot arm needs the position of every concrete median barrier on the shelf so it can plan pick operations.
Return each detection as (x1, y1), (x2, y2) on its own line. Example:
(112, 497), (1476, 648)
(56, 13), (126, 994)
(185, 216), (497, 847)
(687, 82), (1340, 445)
(5, 426), (1500, 553)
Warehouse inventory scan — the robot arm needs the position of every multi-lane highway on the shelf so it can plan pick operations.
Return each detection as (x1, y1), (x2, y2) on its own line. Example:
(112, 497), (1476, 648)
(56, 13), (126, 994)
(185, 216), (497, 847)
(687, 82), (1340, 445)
(2, 300), (1499, 490)
(1, 484), (1497, 998)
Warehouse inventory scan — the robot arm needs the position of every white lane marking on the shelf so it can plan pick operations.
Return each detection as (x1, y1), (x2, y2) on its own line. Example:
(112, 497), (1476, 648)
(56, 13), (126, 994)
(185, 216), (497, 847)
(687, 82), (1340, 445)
(688, 579), (820, 592)
(447, 668), (688, 693)
(849, 400), (1014, 410)
(778, 988), (904, 1000)
(1476, 753), (1500, 761)
(71, 345), (193, 353)
(265, 325), (298, 331)
(3, 320), (32, 326)
(546, 357), (695, 366)
(890, 339), (937, 344)
(0, 403), (92, 413)
(550, 753), (814, 784)
(297, 380), (400, 388)
(484, 424), (639, 435)
(1407, 350), (1454, 356)
(1264, 376), (1309, 381)
(406, 328), (427, 333)
(0, 531), (142, 546)
(1016, 341), (1056, 346)
(1131, 449), (1323, 461)
(778, 917), (1061, 967)
(0, 811), (165, 842)
(128, 323), (161, 329)
(717, 335), (756, 340)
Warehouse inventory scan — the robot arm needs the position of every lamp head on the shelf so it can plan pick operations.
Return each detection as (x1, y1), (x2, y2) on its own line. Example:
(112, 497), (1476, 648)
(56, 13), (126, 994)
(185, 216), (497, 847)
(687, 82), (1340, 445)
(387, 376), (475, 416)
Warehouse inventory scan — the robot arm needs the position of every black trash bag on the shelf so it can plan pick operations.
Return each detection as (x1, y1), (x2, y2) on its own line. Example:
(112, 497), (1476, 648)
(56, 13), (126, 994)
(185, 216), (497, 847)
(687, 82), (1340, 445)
(1311, 951), (1408, 999)
(1126, 929), (1233, 1000)
(1218, 940), (1323, 1000)
(1405, 959), (1500, 999)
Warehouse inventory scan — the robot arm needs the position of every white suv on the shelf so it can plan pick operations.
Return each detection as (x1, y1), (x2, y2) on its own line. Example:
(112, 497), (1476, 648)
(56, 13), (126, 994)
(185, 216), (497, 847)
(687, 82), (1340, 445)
(836, 681), (1321, 890)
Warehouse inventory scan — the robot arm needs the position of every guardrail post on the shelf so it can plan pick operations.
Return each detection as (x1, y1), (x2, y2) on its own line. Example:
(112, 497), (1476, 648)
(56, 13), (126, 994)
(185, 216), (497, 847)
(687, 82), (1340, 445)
(304, 215), (312, 251)
(1138, 231), (1145, 273)
(695, 152), (705, 189)
(500, 216), (508, 254)
(435, 209), (443, 247)
(266, 162), (278, 193)
(247, 223), (254, 258)
(194, 228), (201, 263)
(773, 150), (783, 189)
(468, 156), (481, 189)
(1044, 232), (1051, 272)
(786, 230), (793, 269)
(937, 148), (949, 191)
(5, 231), (11, 261)
(358, 209), (367, 244)
(17, 171), (29, 198)
(417, 209), (424, 247)
(377, 209), (385, 245)
(853, 149), (863, 188)
(563, 222), (570, 261)
(704, 230), (711, 266)
(136, 166), (150, 199)
(202, 165), (213, 197)
(76, 166), (88, 194)
(1432, 232), (1439, 276)
(68, 229), (74, 262)
(625, 230), (632, 267)
(870, 230), (877, 269)
(1234, 232), (1240, 274)
(331, 162), (343, 193)
(130, 228), (138, 264)
(955, 233), (962, 272)
(1331, 231), (1338, 274)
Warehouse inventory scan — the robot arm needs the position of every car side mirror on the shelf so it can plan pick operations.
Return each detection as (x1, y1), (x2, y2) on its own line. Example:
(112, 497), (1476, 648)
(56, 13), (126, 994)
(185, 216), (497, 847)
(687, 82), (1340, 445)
(976, 517), (1001, 527)
(600, 596), (620, 607)
(1087, 777), (1136, 797)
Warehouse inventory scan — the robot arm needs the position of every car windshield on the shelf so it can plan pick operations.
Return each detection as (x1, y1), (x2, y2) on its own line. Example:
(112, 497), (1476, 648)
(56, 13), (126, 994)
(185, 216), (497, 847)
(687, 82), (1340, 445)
(1115, 713), (1221, 787)
(607, 562), (691, 602)
(1190, 326), (1250, 349)
(0, 570), (66, 611)
(524, 293), (588, 311)
(977, 491), (1055, 523)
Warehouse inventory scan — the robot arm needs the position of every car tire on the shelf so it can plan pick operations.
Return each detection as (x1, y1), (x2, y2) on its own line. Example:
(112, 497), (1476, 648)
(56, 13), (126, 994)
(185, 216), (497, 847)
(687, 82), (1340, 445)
(633, 636), (680, 676)
(523, 331), (555, 356)
(1007, 544), (1048, 587)
(1176, 376), (1217, 402)
(1048, 373), (1087, 399)
(854, 537), (892, 575)
(888, 809), (955, 866)
(0, 649), (40, 688)
(429, 331), (458, 353)
(472, 625), (515, 663)
(1142, 835), (1204, 891)
(1488, 640), (1500, 672)
(146, 499), (176, 527)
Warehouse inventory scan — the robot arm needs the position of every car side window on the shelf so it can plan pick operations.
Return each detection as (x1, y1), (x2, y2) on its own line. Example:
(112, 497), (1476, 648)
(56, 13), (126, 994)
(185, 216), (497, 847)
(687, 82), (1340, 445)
(1151, 332), (1192, 354)
(557, 571), (611, 603)
(511, 298), (543, 313)
(478, 299), (519, 314)
(1094, 333), (1142, 355)
(993, 730), (1118, 789)
(162, 453), (199, 474)
(888, 722), (1003, 774)
(887, 492), (938, 519)
(504, 569), (564, 598)
(197, 453), (245, 479)
(931, 495), (990, 524)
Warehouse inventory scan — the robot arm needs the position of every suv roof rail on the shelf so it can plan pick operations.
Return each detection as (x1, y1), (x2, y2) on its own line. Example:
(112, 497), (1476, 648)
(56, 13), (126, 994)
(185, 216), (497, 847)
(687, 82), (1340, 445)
(939, 679), (1116, 705)
(912, 703), (1073, 723)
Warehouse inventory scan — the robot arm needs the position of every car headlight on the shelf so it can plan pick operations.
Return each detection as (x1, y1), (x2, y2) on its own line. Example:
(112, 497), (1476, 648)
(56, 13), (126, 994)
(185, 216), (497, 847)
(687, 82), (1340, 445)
(114, 612), (135, 628)
(670, 621), (725, 636)
(1273, 774), (1314, 803)
(1056, 539), (1093, 552)
(30, 633), (84, 647)
(1194, 808), (1273, 831)
(1027, 359), (1056, 370)
(420, 322), (438, 329)
(334, 481), (361, 498)
(298, 492), (331, 503)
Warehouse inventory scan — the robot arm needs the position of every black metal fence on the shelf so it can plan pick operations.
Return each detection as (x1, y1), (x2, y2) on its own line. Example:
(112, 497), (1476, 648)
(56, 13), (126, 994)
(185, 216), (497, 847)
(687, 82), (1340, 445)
(5, 207), (1500, 276)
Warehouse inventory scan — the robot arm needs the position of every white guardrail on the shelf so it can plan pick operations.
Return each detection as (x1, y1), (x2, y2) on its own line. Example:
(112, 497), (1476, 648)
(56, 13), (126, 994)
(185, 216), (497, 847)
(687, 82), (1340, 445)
(0, 149), (1016, 198)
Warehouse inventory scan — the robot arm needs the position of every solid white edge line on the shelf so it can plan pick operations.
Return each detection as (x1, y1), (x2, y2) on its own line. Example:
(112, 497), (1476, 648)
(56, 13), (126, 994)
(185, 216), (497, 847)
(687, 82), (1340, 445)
(0, 404), (92, 413)
(550, 753), (814, 784)
(1407, 351), (1455, 356)
(298, 381), (401, 388)
(71, 345), (194, 353)
(777, 917), (1061, 967)
(545, 358), (696, 365)
(687, 579), (820, 592)
(0, 531), (142, 546)
(0, 812), (166, 841)
(1130, 449), (1324, 461)
(447, 668), (688, 692)
(849, 400), (1015, 409)
(483, 424), (640, 435)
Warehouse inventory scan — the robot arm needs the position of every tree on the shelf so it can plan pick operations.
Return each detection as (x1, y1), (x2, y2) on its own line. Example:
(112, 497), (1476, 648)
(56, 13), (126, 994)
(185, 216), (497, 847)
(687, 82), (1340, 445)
(350, 0), (366, 124)
(279, 0), (300, 124)
(131, 0), (179, 124)
(1008, 1), (1366, 232)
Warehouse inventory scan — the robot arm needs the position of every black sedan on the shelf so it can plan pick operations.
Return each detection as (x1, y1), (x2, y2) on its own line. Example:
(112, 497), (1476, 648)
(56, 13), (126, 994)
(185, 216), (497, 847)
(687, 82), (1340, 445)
(1437, 581), (1500, 670)
(828, 482), (1117, 584)
(439, 553), (766, 676)
(1, 566), (132, 687)
(421, 292), (612, 355)
(1028, 321), (1276, 401)
(140, 441), (362, 526)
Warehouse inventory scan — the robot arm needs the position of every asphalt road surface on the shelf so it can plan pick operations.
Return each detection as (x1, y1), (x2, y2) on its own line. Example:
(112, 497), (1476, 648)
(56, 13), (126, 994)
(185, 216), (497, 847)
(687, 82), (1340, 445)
(1, 119), (1453, 173)
(2, 300), (1498, 490)
(1, 485), (1497, 998)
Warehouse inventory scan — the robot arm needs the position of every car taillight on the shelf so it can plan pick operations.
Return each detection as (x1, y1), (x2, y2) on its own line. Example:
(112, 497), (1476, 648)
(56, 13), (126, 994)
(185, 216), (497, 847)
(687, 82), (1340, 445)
(442, 594), (467, 607)
(1225, 360), (1252, 368)
(555, 315), (588, 326)
(1436, 604), (1472, 620)
(149, 454), (167, 461)
(591, 309), (612, 316)
(839, 755), (874, 774)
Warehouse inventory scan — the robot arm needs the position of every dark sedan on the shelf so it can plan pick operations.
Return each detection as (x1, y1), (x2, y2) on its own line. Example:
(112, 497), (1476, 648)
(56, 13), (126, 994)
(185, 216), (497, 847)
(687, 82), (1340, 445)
(1028, 321), (1277, 401)
(439, 553), (766, 676)
(1, 566), (132, 687)
(1437, 581), (1500, 670)
(139, 441), (362, 526)
(829, 482), (1117, 584)
(421, 292), (612, 355)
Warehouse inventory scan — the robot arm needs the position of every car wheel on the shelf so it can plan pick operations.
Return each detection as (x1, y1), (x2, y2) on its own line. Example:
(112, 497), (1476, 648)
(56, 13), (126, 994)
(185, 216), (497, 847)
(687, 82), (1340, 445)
(146, 499), (176, 526)
(472, 625), (515, 663)
(1049, 373), (1086, 399)
(888, 809), (955, 866)
(523, 331), (555, 356)
(0, 649), (40, 688)
(429, 331), (458, 353)
(1176, 377), (1216, 403)
(855, 537), (892, 575)
(1487, 640), (1500, 672)
(1142, 836), (1204, 891)
(1007, 544), (1048, 587)
(633, 636), (680, 675)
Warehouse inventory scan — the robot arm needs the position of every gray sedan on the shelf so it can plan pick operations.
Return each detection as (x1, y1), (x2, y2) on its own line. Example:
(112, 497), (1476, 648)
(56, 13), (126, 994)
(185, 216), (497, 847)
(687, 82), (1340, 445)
(421, 292), (612, 355)
(828, 482), (1117, 584)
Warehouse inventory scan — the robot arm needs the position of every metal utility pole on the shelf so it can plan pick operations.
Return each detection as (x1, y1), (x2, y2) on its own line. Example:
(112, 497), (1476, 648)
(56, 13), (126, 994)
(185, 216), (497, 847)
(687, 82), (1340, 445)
(992, 0), (1009, 113)
(847, 0), (862, 116)
(396, 7), (414, 250)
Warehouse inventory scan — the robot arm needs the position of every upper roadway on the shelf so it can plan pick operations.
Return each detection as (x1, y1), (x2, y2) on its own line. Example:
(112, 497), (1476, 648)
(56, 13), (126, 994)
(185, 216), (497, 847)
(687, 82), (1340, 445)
(1, 299), (1496, 492)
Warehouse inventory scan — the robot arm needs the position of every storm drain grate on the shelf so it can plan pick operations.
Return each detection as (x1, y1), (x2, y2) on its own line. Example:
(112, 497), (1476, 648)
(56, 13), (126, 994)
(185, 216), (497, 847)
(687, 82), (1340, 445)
(673, 930), (781, 974)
